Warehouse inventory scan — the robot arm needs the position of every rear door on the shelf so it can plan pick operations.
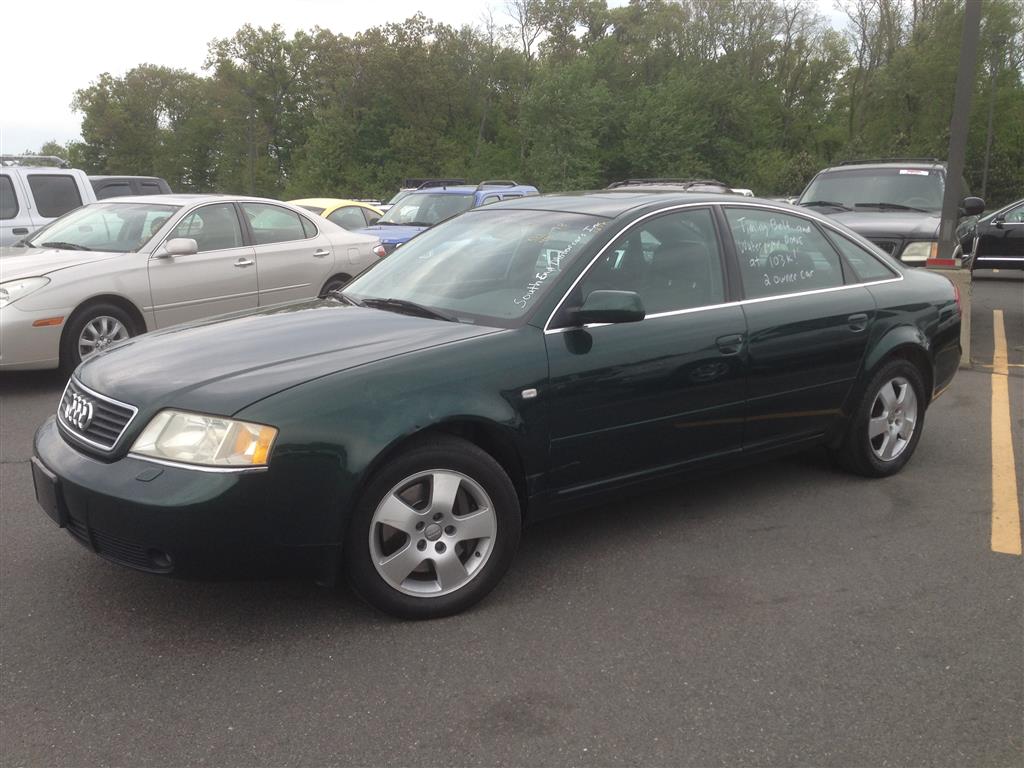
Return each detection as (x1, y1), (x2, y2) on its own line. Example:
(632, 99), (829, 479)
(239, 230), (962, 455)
(240, 202), (335, 304)
(148, 202), (258, 327)
(722, 205), (878, 449)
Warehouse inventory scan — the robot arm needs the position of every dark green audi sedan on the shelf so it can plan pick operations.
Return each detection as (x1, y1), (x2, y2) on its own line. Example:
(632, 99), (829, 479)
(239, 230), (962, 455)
(32, 192), (962, 618)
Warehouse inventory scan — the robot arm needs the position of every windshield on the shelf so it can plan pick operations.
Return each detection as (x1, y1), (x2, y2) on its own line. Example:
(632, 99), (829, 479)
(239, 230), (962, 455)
(345, 209), (609, 327)
(26, 202), (181, 252)
(377, 192), (475, 227)
(800, 168), (945, 211)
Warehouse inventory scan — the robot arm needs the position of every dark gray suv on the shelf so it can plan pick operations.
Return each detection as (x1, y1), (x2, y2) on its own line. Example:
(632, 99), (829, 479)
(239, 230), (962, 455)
(797, 159), (983, 265)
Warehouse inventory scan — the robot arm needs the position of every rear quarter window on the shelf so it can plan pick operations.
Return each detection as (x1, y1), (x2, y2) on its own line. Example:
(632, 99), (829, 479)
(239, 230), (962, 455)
(828, 233), (899, 282)
(27, 174), (83, 217)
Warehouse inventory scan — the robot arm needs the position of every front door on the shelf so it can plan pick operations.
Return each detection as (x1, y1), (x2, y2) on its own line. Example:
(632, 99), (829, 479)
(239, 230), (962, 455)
(721, 206), (877, 449)
(544, 207), (747, 495)
(976, 201), (1024, 268)
(148, 202), (258, 327)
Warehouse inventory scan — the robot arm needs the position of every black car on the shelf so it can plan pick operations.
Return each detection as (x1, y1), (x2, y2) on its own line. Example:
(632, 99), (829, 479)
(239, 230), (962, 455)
(32, 192), (962, 619)
(90, 175), (172, 200)
(960, 198), (1024, 272)
(798, 159), (984, 264)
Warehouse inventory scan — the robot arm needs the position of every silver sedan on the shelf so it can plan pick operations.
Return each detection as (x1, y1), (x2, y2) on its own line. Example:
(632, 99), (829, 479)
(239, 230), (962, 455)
(0, 195), (383, 372)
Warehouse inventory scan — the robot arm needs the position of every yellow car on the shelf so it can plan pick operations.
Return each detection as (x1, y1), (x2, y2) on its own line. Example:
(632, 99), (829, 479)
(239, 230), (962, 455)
(288, 198), (383, 231)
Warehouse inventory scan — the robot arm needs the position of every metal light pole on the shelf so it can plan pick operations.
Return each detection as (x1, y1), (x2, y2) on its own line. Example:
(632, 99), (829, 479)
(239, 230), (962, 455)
(931, 0), (983, 267)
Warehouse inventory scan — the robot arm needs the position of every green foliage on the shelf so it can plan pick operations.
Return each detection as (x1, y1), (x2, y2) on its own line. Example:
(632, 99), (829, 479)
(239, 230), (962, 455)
(55, 0), (1024, 206)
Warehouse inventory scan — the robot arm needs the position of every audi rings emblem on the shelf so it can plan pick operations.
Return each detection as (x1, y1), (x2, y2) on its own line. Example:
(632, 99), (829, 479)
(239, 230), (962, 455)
(63, 392), (95, 431)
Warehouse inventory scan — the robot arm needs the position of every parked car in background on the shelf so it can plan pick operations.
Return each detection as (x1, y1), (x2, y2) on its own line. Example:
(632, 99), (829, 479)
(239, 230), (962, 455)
(90, 176), (172, 200)
(31, 191), (961, 618)
(355, 180), (539, 256)
(1, 157), (96, 246)
(606, 178), (735, 194)
(289, 198), (383, 230)
(0, 195), (381, 372)
(379, 179), (467, 213)
(797, 158), (985, 264)
(959, 198), (1024, 273)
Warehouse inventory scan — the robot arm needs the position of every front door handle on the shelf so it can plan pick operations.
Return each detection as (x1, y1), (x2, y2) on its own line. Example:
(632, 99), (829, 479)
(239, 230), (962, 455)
(847, 313), (869, 332)
(12, 227), (28, 235)
(715, 333), (744, 355)
(234, 258), (255, 268)
(313, 249), (330, 258)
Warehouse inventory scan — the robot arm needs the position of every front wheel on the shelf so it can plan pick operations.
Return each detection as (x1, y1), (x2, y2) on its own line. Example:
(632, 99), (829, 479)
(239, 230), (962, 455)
(60, 303), (136, 376)
(833, 359), (927, 477)
(344, 436), (521, 619)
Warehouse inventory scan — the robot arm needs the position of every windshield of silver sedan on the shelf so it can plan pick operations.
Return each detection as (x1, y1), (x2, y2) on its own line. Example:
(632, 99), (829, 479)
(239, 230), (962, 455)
(344, 209), (609, 327)
(24, 202), (181, 253)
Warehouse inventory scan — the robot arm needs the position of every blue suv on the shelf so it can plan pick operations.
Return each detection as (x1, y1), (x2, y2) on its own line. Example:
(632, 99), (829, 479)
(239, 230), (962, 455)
(357, 180), (539, 256)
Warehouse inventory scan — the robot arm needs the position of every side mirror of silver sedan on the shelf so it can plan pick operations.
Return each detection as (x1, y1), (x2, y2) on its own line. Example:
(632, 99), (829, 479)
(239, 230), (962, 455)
(161, 238), (198, 257)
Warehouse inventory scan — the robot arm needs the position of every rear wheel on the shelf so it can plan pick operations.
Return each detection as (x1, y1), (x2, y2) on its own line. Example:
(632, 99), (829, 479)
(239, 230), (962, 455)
(344, 436), (521, 619)
(834, 359), (927, 477)
(320, 275), (351, 297)
(60, 303), (136, 376)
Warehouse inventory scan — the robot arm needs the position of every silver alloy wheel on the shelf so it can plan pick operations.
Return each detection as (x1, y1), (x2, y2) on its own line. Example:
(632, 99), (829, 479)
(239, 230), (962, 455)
(868, 375), (919, 462)
(369, 469), (497, 597)
(77, 315), (130, 360)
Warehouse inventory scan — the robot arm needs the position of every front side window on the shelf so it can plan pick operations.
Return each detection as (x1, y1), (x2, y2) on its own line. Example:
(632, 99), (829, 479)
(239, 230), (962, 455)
(25, 202), (180, 252)
(170, 203), (243, 252)
(27, 174), (83, 218)
(799, 168), (944, 212)
(1004, 202), (1024, 223)
(0, 176), (18, 219)
(572, 208), (725, 316)
(327, 206), (369, 230)
(345, 209), (609, 327)
(377, 192), (474, 227)
(725, 208), (845, 299)
(241, 202), (308, 245)
(829, 233), (898, 282)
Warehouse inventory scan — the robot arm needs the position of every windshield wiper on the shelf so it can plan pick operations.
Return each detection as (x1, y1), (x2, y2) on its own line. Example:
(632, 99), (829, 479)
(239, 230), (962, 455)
(799, 200), (852, 211)
(39, 241), (92, 251)
(361, 297), (456, 322)
(855, 202), (929, 212)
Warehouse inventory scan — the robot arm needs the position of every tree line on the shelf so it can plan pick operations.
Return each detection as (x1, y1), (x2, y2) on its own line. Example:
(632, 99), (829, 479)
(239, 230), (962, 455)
(37, 0), (1024, 207)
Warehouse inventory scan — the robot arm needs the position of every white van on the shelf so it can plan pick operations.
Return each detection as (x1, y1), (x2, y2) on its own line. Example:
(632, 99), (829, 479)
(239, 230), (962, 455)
(0, 158), (96, 246)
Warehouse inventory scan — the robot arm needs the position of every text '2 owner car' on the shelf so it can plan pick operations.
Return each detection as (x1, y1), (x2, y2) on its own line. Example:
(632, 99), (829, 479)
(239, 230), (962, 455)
(32, 191), (962, 618)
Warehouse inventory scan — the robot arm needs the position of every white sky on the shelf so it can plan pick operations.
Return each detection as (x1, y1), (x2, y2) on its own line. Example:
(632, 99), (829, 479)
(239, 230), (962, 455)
(0, 0), (846, 154)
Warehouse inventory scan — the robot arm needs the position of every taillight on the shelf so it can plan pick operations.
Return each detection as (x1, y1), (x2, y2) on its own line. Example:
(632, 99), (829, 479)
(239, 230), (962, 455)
(372, 244), (387, 258)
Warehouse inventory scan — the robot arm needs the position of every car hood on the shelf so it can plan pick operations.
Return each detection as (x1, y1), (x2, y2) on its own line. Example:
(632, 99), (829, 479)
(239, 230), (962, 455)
(815, 210), (941, 240)
(76, 299), (503, 416)
(353, 224), (427, 244)
(0, 246), (121, 280)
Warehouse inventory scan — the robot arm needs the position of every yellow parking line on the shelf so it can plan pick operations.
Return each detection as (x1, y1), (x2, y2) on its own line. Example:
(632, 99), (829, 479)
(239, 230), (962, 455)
(991, 310), (1022, 555)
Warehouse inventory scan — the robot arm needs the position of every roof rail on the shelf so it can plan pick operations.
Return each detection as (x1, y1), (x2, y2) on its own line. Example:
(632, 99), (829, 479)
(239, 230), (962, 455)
(409, 178), (467, 190)
(476, 180), (518, 190)
(606, 178), (730, 189)
(837, 157), (943, 166)
(0, 154), (71, 168)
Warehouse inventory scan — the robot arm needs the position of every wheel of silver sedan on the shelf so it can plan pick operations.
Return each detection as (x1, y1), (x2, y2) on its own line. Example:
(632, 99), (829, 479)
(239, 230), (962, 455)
(78, 315), (130, 360)
(868, 375), (919, 462)
(368, 469), (497, 597)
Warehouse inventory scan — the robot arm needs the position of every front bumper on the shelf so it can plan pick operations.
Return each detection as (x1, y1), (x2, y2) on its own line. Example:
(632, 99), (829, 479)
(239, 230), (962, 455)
(32, 417), (335, 578)
(0, 303), (64, 370)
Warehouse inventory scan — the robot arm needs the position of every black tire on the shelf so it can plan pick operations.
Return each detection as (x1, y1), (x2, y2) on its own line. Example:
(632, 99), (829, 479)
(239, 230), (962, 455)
(833, 359), (927, 478)
(60, 303), (137, 377)
(344, 435), (521, 619)
(320, 275), (350, 297)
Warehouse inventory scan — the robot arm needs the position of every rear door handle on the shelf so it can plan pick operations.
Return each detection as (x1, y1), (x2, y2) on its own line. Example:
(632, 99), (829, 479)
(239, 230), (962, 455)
(234, 258), (255, 268)
(716, 333), (744, 355)
(847, 313), (869, 332)
(313, 249), (330, 258)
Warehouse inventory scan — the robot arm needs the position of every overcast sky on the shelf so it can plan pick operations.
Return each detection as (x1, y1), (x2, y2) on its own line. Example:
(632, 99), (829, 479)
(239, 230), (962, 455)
(1, 0), (846, 154)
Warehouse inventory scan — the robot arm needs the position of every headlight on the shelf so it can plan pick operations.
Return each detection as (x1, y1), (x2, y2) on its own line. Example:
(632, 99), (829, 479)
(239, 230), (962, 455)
(0, 277), (49, 308)
(131, 410), (277, 468)
(900, 241), (938, 262)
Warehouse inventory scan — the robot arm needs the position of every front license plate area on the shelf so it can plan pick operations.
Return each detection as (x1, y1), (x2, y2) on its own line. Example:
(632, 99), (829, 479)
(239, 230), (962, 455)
(31, 457), (67, 528)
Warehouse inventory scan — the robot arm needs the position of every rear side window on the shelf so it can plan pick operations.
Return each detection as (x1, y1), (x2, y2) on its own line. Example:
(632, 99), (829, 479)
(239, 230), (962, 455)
(829, 233), (898, 282)
(0, 176), (18, 219)
(241, 202), (309, 244)
(27, 174), (83, 217)
(94, 182), (131, 200)
(725, 208), (845, 299)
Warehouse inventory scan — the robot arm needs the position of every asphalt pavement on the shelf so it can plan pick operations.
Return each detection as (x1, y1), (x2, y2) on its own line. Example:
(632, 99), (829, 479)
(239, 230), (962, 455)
(1, 272), (1021, 767)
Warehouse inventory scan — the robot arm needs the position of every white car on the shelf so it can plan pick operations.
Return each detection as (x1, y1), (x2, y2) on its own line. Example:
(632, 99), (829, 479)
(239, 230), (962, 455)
(0, 194), (382, 372)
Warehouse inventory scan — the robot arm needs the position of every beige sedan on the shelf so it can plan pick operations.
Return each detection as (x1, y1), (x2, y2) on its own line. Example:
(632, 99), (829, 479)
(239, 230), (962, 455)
(0, 194), (382, 372)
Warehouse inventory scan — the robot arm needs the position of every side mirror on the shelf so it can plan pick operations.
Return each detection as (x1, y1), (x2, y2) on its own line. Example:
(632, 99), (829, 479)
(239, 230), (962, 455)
(162, 237), (198, 257)
(569, 290), (645, 326)
(993, 215), (1006, 229)
(961, 196), (985, 217)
